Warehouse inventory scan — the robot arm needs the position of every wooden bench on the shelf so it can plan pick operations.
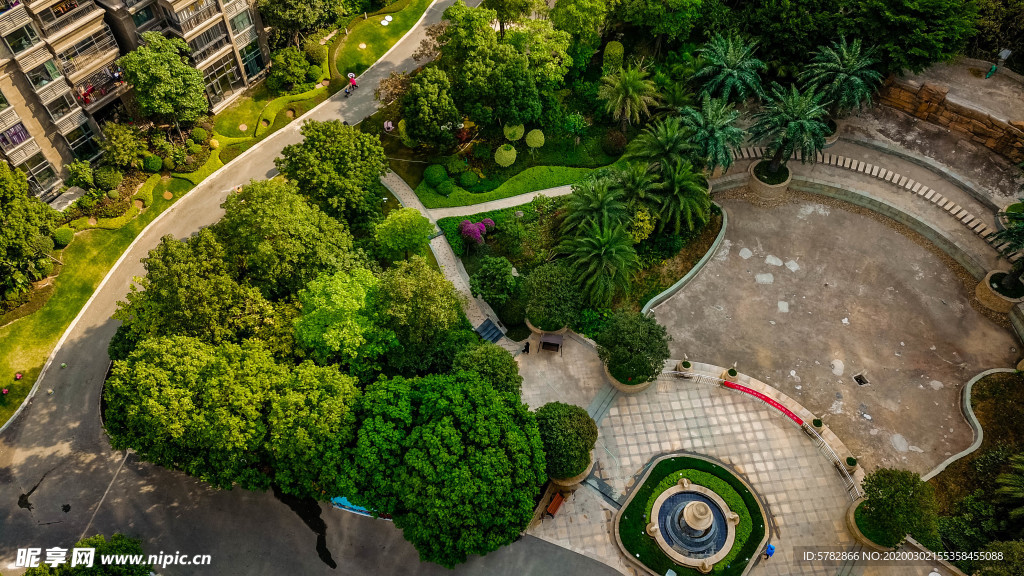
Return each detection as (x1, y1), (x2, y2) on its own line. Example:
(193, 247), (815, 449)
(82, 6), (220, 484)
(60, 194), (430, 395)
(545, 492), (565, 517)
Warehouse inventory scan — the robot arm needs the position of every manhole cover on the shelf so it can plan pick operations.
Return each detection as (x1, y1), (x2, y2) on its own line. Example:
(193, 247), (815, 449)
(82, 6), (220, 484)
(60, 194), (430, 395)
(358, 43), (366, 49)
(853, 373), (869, 386)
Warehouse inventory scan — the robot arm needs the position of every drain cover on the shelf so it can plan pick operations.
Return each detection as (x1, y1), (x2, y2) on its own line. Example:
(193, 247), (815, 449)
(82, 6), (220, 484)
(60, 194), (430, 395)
(853, 373), (870, 386)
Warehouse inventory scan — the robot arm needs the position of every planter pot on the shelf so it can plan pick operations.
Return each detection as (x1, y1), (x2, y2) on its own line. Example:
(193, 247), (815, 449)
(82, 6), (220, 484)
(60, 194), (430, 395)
(604, 365), (654, 393)
(719, 369), (737, 381)
(550, 451), (595, 487)
(824, 118), (840, 148)
(747, 160), (791, 202)
(846, 498), (891, 552)
(975, 270), (1024, 313)
(525, 317), (568, 335)
(998, 202), (1024, 231)
(844, 462), (859, 474)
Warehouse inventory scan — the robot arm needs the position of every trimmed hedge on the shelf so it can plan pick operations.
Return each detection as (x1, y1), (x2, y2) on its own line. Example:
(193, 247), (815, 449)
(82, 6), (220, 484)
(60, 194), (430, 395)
(495, 144), (517, 167)
(459, 171), (479, 187)
(436, 180), (456, 197)
(70, 205), (141, 231)
(132, 174), (161, 207)
(53, 226), (74, 248)
(603, 41), (624, 74)
(190, 127), (209, 143)
(526, 129), (545, 149)
(536, 402), (598, 479)
(503, 124), (525, 141)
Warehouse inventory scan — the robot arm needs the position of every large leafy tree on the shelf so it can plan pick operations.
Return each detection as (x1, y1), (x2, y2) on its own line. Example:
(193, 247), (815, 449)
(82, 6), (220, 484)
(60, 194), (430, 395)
(452, 341), (524, 397)
(469, 255), (518, 305)
(800, 37), (883, 117)
(257, 0), (335, 45)
(402, 66), (461, 149)
(652, 159), (711, 234)
(100, 122), (146, 170)
(852, 0), (977, 74)
(735, 0), (850, 75)
(212, 180), (356, 300)
(345, 372), (547, 567)
(481, 0), (531, 38)
(861, 468), (940, 548)
(0, 163), (57, 301)
(523, 263), (581, 331)
(694, 33), (766, 103)
(373, 207), (435, 262)
(594, 311), (670, 384)
(614, 0), (702, 42)
(624, 116), (694, 172)
(550, 0), (610, 47)
(598, 65), (660, 133)
(119, 32), (207, 123)
(504, 20), (572, 90)
(275, 120), (388, 227)
(536, 402), (598, 479)
(560, 218), (639, 308)
(748, 83), (829, 174)
(560, 177), (628, 237)
(679, 97), (745, 174)
(24, 534), (151, 575)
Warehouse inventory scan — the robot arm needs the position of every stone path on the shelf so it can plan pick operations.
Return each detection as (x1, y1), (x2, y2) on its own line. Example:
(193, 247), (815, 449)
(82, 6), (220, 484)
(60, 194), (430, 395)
(428, 185), (574, 220)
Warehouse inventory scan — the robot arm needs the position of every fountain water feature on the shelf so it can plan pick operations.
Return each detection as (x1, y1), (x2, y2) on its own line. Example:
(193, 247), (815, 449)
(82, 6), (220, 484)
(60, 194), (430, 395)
(646, 478), (740, 574)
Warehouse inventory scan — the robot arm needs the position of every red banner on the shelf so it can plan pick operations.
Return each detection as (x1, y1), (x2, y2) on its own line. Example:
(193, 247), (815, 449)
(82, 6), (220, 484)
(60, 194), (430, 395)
(721, 380), (804, 425)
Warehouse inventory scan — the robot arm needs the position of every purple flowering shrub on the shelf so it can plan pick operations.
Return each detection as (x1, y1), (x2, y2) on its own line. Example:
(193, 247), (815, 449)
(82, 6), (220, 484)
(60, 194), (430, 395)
(459, 218), (497, 245)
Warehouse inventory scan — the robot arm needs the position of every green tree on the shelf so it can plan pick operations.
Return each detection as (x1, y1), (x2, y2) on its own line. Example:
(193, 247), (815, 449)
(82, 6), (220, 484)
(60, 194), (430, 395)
(481, 0), (531, 38)
(560, 218), (639, 308)
(991, 205), (1024, 293)
(598, 65), (660, 133)
(749, 83), (829, 175)
(652, 159), (711, 234)
(100, 122), (146, 170)
(536, 402), (598, 478)
(735, 0), (849, 75)
(345, 372), (546, 567)
(800, 37), (883, 117)
(65, 159), (93, 188)
(562, 111), (590, 146)
(614, 0), (702, 42)
(0, 163), (57, 301)
(610, 162), (657, 209)
(523, 263), (581, 331)
(401, 66), (461, 149)
(560, 177), (628, 237)
(469, 255), (518, 305)
(452, 341), (524, 396)
(267, 46), (310, 93)
(853, 0), (977, 74)
(679, 97), (745, 174)
(23, 534), (151, 575)
(624, 116), (694, 172)
(119, 32), (207, 123)
(694, 33), (766, 103)
(213, 180), (356, 299)
(861, 468), (940, 548)
(505, 20), (572, 90)
(594, 311), (671, 384)
(970, 0), (1024, 71)
(374, 207), (435, 261)
(275, 120), (389, 226)
(257, 0), (334, 45)
(978, 541), (1024, 576)
(997, 455), (1024, 520)
(550, 0), (609, 46)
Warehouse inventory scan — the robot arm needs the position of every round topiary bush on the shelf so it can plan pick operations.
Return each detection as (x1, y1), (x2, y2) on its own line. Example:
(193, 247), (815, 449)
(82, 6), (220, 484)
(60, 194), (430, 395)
(445, 155), (467, 174)
(209, 138), (219, 149)
(53, 226), (74, 248)
(436, 180), (456, 197)
(494, 144), (517, 167)
(459, 171), (479, 187)
(602, 40), (624, 74)
(143, 154), (163, 173)
(847, 456), (858, 467)
(524, 263), (580, 331)
(305, 64), (321, 83)
(424, 164), (448, 186)
(812, 418), (823, 428)
(94, 166), (123, 191)
(602, 130), (627, 156)
(106, 189), (120, 199)
(594, 312), (671, 385)
(503, 124), (525, 141)
(187, 142), (202, 155)
(162, 157), (175, 171)
(190, 127), (209, 143)
(525, 129), (545, 150)
(536, 402), (599, 479)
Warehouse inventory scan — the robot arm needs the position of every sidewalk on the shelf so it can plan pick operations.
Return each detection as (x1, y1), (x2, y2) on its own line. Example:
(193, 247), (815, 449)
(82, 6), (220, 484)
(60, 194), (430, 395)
(428, 185), (574, 220)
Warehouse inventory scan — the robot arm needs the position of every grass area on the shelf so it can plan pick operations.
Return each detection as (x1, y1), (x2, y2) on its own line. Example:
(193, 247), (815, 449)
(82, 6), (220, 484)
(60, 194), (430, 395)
(213, 83), (271, 138)
(415, 165), (595, 208)
(334, 0), (432, 78)
(618, 456), (766, 576)
(854, 501), (891, 548)
(0, 177), (193, 425)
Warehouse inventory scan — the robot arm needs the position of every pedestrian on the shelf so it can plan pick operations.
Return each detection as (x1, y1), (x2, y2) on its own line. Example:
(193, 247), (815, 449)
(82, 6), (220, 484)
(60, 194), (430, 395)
(763, 543), (775, 560)
(349, 75), (358, 90)
(344, 87), (350, 98)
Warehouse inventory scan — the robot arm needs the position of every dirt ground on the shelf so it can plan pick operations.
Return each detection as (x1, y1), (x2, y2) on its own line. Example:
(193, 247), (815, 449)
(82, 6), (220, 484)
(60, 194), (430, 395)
(652, 196), (1019, 475)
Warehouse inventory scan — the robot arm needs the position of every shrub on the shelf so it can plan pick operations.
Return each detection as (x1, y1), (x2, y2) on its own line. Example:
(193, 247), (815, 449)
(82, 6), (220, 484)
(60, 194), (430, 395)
(473, 143), (491, 160)
(66, 159), (93, 188)
(812, 418), (822, 427)
(162, 157), (175, 171)
(187, 142), (202, 155)
(470, 256), (517, 305)
(306, 64), (322, 83)
(459, 171), (479, 187)
(452, 341), (523, 396)
(524, 263), (580, 331)
(209, 138), (219, 149)
(494, 144), (517, 167)
(424, 164), (448, 186)
(436, 180), (456, 197)
(602, 130), (627, 156)
(190, 127), (208, 143)
(303, 36), (327, 64)
(35, 258), (54, 278)
(267, 47), (309, 93)
(143, 154), (163, 173)
(525, 129), (545, 150)
(77, 196), (96, 210)
(445, 156), (467, 174)
(458, 218), (494, 244)
(503, 124), (525, 141)
(536, 402), (598, 479)
(847, 457), (858, 467)
(594, 312), (671, 385)
(603, 41), (624, 74)
(571, 308), (613, 338)
(861, 468), (940, 548)
(106, 189), (120, 199)
(53, 226), (74, 248)
(94, 166), (123, 191)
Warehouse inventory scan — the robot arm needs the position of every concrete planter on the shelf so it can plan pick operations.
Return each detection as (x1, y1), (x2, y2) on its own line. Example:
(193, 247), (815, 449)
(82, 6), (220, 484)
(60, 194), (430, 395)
(604, 364), (654, 393)
(975, 270), (1024, 313)
(824, 119), (840, 148)
(747, 160), (791, 201)
(524, 317), (568, 335)
(846, 498), (892, 552)
(998, 202), (1023, 231)
(550, 451), (595, 487)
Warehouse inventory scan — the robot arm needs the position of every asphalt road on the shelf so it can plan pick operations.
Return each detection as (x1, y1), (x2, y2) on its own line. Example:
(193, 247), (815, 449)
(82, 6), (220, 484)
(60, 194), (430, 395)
(0, 2), (621, 574)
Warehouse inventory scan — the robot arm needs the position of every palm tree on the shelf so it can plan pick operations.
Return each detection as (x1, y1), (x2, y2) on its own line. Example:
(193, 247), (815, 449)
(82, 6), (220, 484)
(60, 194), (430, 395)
(624, 116), (694, 172)
(559, 218), (639, 308)
(693, 33), (766, 103)
(748, 83), (830, 175)
(652, 159), (711, 234)
(996, 455), (1024, 520)
(679, 97), (745, 175)
(800, 37), (883, 118)
(560, 178), (628, 237)
(610, 162), (657, 209)
(991, 202), (1024, 293)
(598, 65), (660, 133)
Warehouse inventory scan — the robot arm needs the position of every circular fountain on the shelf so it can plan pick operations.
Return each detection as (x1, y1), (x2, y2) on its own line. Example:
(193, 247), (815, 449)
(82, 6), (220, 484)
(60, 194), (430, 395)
(645, 478), (740, 574)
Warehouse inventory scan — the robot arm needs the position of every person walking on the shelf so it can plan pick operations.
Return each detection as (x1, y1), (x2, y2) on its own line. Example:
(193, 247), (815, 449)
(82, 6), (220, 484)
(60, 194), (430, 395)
(762, 543), (775, 561)
(344, 87), (350, 98)
(349, 75), (358, 90)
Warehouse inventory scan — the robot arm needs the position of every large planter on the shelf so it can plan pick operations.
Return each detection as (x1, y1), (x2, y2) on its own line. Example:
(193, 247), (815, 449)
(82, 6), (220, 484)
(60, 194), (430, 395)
(975, 270), (1024, 313)
(550, 451), (595, 487)
(846, 498), (892, 552)
(747, 160), (791, 202)
(998, 202), (1024, 231)
(604, 364), (655, 393)
(525, 317), (568, 335)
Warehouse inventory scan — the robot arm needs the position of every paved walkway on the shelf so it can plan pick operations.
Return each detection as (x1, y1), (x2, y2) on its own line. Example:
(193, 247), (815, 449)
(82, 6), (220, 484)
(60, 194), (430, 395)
(428, 185), (574, 220)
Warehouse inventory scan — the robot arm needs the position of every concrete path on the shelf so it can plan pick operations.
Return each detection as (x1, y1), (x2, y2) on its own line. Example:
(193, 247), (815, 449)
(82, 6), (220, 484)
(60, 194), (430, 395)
(428, 185), (574, 220)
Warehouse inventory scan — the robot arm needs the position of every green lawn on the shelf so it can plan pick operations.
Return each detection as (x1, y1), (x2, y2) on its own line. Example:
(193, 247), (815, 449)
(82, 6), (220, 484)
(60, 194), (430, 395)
(0, 177), (193, 425)
(335, 0), (433, 78)
(213, 83), (271, 138)
(415, 165), (596, 208)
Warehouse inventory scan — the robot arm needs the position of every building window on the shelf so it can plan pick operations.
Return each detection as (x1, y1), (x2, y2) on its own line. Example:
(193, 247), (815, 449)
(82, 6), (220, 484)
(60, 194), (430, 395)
(171, 0), (217, 34)
(203, 52), (243, 106)
(4, 24), (39, 54)
(45, 92), (76, 121)
(0, 123), (30, 151)
(26, 60), (61, 89)
(0, 89), (9, 111)
(188, 21), (228, 64)
(40, 0), (79, 24)
(239, 40), (263, 78)
(229, 9), (252, 34)
(64, 122), (99, 159)
(18, 152), (58, 193)
(132, 4), (154, 26)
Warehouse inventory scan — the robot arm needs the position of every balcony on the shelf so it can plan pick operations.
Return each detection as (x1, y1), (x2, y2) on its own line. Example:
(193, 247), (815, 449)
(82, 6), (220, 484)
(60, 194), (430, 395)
(15, 44), (49, 68)
(0, 4), (31, 36)
(222, 0), (244, 18)
(35, 75), (71, 102)
(40, 1), (103, 39)
(232, 24), (255, 46)
(56, 28), (117, 76)
(54, 107), (86, 134)
(167, 0), (220, 36)
(6, 136), (39, 164)
(73, 65), (127, 111)
(0, 105), (20, 132)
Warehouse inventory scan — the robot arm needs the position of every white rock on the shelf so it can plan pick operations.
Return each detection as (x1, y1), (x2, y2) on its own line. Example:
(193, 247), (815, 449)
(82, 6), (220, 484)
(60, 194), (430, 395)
(841, 318), (850, 325)
(739, 247), (753, 259)
(755, 273), (774, 285)
(778, 301), (789, 313)
(765, 255), (783, 266)
(785, 260), (800, 272)
(830, 359), (844, 376)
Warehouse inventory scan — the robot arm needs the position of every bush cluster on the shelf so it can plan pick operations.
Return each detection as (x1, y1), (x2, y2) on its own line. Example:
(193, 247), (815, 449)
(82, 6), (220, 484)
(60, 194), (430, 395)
(143, 154), (163, 173)
(94, 166), (123, 191)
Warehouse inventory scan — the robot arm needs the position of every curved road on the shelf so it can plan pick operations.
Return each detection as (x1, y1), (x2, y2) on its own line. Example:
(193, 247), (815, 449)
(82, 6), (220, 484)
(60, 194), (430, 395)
(0, 3), (619, 575)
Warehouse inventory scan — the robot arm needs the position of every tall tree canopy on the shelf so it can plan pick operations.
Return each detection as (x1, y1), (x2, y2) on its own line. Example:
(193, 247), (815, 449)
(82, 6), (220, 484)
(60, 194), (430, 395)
(551, 0), (610, 47)
(119, 32), (207, 123)
(23, 534), (151, 575)
(0, 162), (57, 301)
(257, 0), (335, 45)
(852, 0), (977, 74)
(401, 66), (461, 149)
(614, 0), (702, 42)
(345, 372), (546, 567)
(373, 207), (436, 262)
